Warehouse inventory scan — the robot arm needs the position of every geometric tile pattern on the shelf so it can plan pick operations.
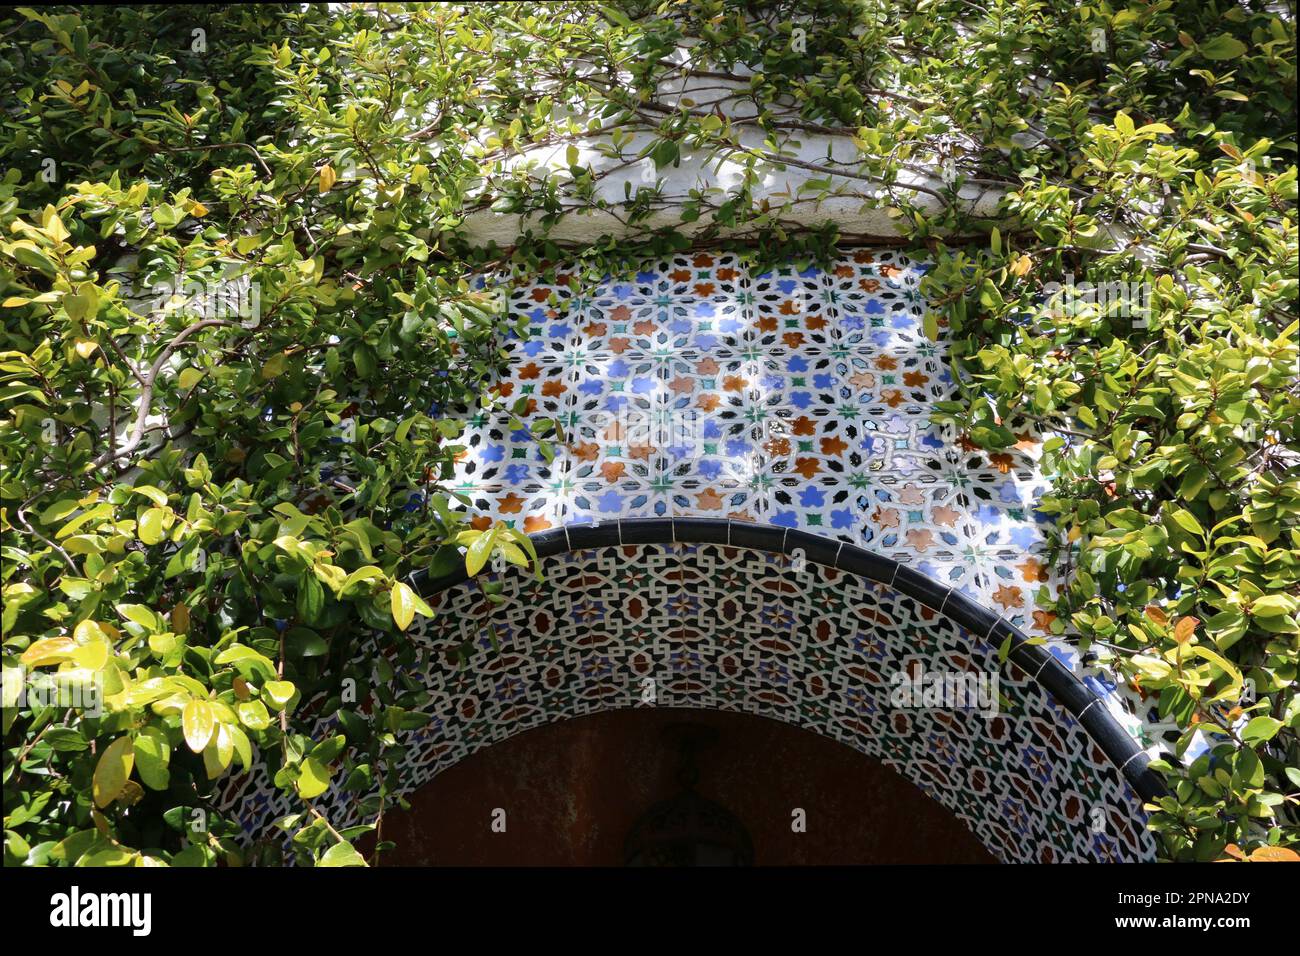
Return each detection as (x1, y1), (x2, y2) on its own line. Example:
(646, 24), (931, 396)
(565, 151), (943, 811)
(454, 251), (1061, 627)
(214, 249), (1162, 861)
(214, 542), (1157, 862)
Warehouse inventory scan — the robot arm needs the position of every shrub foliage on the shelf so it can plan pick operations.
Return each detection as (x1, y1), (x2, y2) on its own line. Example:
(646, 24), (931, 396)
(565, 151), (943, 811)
(1, 2), (1296, 865)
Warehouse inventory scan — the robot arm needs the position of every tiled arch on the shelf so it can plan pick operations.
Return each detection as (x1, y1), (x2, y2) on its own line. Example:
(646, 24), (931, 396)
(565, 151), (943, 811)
(217, 518), (1162, 862)
(412, 518), (1161, 862)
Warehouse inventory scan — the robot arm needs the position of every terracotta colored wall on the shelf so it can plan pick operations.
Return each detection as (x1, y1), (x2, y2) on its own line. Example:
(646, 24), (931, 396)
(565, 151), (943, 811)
(368, 708), (995, 865)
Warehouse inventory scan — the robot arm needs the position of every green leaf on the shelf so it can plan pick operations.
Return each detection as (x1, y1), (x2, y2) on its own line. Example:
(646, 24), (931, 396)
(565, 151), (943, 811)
(286, 629), (328, 657)
(1170, 509), (1205, 537)
(203, 724), (234, 779)
(318, 841), (367, 867)
(260, 352), (287, 380)
(1199, 35), (1248, 61)
(339, 565), (385, 596)
(181, 700), (215, 752)
(923, 311), (939, 341)
(264, 680), (296, 710)
(8, 242), (57, 276)
(92, 736), (134, 808)
(1233, 747), (1265, 789)
(40, 498), (81, 524)
(296, 573), (325, 624)
(310, 735), (346, 764)
(297, 755), (331, 799)
(137, 507), (168, 545)
(1190, 646), (1243, 701)
(213, 644), (277, 676)
(1250, 594), (1294, 618)
(228, 724), (253, 770)
(466, 525), (498, 577)
(131, 485), (170, 507)
(133, 726), (171, 791)
(236, 699), (271, 731)
(1241, 716), (1282, 745)
(390, 581), (417, 631)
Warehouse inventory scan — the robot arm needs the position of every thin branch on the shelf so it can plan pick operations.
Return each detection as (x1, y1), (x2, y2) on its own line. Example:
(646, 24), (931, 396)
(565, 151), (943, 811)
(88, 319), (236, 471)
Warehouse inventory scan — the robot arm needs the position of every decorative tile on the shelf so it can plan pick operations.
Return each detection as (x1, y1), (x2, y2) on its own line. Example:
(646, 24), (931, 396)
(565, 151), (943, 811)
(750, 265), (837, 353)
(827, 250), (934, 348)
(765, 478), (865, 541)
(504, 277), (581, 357)
(489, 356), (573, 421)
(668, 480), (765, 520)
(834, 348), (949, 406)
(215, 543), (1157, 863)
(454, 410), (567, 488)
(453, 484), (564, 534)
(855, 479), (976, 556)
(565, 481), (671, 522)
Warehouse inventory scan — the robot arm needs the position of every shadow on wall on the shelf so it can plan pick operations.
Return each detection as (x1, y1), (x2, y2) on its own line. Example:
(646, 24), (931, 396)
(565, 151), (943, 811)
(362, 707), (996, 865)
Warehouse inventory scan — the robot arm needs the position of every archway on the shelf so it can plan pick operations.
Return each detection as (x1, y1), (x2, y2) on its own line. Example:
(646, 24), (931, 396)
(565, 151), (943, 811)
(218, 519), (1162, 863)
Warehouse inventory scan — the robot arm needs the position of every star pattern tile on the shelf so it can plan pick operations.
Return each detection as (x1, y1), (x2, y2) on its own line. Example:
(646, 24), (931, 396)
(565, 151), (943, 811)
(458, 249), (1074, 642)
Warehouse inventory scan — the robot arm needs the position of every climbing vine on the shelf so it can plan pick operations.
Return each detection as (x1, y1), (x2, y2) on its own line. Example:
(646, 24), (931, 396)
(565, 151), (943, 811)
(1, 0), (1296, 865)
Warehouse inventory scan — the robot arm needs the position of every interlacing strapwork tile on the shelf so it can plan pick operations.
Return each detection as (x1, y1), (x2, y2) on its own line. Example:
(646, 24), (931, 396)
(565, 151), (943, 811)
(214, 544), (1156, 862)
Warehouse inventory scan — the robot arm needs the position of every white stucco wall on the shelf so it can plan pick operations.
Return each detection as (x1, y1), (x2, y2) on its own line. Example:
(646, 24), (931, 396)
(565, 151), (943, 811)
(458, 52), (1002, 245)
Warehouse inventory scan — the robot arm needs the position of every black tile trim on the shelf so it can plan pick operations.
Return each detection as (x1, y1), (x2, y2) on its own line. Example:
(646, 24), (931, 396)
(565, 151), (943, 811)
(413, 517), (1164, 800)
(670, 517), (729, 545)
(783, 528), (841, 568)
(618, 517), (662, 545)
(1119, 750), (1166, 803)
(892, 563), (952, 614)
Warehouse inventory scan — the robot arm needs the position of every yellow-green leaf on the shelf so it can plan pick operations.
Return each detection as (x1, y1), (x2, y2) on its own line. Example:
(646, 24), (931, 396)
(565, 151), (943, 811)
(93, 736), (134, 808)
(391, 581), (417, 631)
(297, 755), (330, 798)
(228, 724), (253, 770)
(138, 507), (168, 545)
(182, 700), (215, 752)
(72, 640), (109, 671)
(20, 636), (76, 667)
(264, 680), (296, 710)
(318, 841), (367, 866)
(133, 726), (171, 790)
(203, 724), (234, 779)
(236, 699), (271, 730)
(260, 352), (287, 380)
(466, 525), (498, 577)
